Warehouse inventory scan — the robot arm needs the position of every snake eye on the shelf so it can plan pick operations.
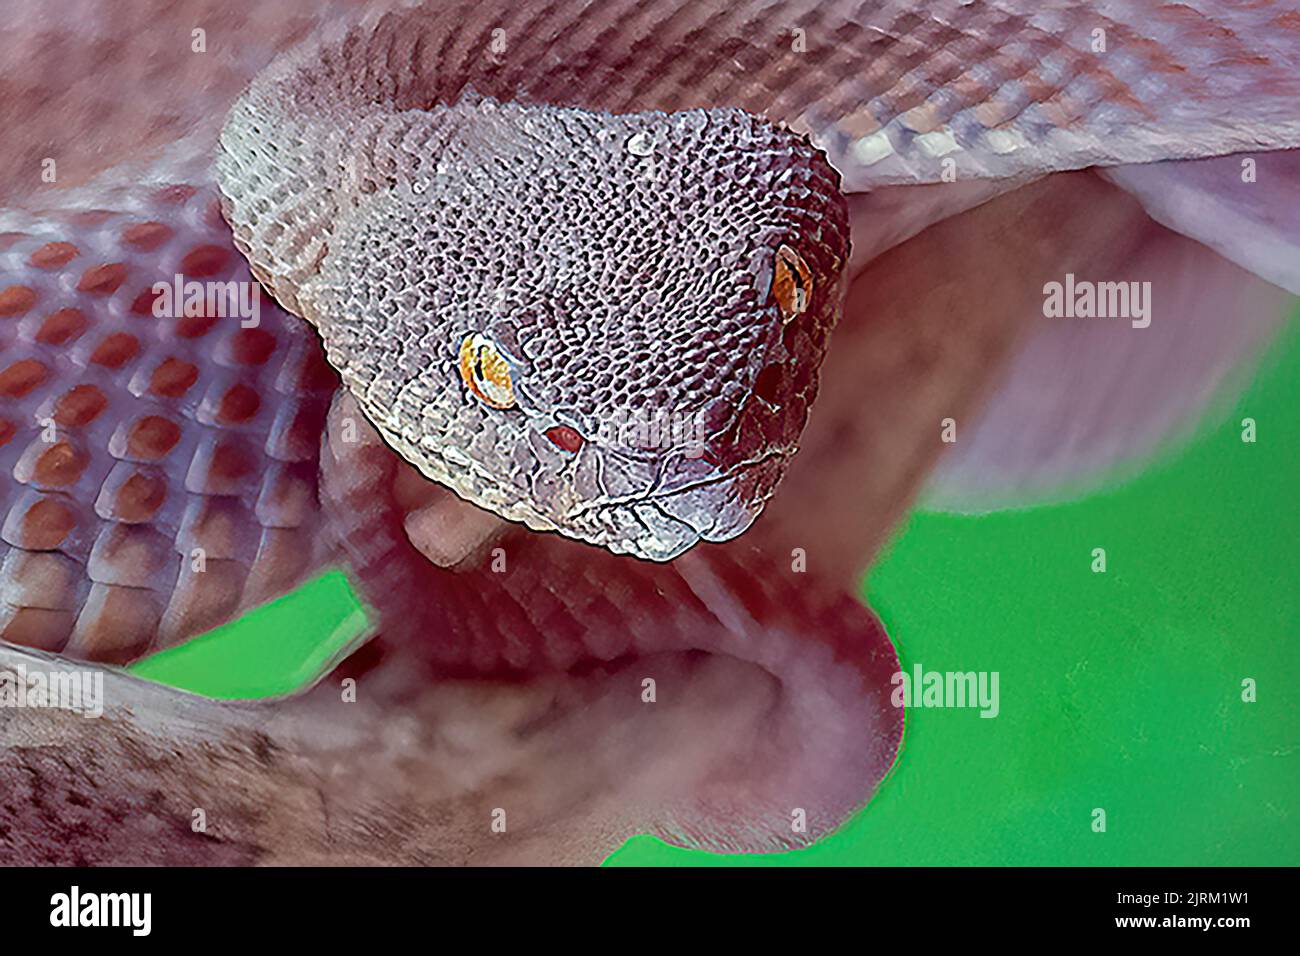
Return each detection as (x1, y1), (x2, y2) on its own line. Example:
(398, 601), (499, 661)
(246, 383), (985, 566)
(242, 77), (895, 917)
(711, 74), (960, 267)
(459, 333), (517, 409)
(772, 244), (812, 323)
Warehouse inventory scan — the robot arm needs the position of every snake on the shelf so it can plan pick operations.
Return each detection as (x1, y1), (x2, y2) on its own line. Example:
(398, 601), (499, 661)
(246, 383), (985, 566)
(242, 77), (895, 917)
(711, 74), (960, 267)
(0, 0), (1297, 859)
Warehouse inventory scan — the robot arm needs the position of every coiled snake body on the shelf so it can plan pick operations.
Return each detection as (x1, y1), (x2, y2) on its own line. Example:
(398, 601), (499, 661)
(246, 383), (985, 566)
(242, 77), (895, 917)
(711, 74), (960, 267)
(0, 0), (1297, 860)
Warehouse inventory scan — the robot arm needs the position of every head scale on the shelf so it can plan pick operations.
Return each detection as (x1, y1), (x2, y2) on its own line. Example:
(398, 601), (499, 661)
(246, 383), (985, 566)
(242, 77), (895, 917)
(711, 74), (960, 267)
(295, 97), (850, 560)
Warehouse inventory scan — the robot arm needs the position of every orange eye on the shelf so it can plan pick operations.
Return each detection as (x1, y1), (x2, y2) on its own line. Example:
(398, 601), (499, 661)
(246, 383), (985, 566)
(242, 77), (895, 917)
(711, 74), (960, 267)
(458, 333), (516, 409)
(772, 244), (812, 323)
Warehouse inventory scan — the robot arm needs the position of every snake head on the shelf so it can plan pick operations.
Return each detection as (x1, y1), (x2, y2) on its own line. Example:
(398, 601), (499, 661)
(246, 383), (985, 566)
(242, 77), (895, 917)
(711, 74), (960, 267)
(227, 96), (849, 561)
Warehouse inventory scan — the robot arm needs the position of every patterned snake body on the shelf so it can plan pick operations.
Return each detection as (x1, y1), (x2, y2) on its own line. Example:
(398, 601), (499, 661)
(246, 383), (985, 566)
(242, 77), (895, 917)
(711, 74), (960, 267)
(0, 0), (1297, 852)
(218, 0), (1300, 561)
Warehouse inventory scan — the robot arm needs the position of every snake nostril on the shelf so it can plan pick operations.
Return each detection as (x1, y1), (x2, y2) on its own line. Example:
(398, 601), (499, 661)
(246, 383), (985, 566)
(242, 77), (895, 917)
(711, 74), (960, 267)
(545, 425), (585, 453)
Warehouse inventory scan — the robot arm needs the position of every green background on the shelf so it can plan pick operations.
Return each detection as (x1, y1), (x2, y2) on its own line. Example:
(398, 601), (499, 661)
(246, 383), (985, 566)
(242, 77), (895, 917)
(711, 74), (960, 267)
(136, 312), (1300, 867)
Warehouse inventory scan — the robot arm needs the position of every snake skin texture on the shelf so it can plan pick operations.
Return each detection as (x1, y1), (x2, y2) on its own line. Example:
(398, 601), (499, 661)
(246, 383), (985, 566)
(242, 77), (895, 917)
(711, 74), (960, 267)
(316, 405), (903, 845)
(2, 0), (1297, 657)
(0, 144), (336, 662)
(1, 0), (1296, 856)
(218, 0), (1300, 559)
(220, 0), (1300, 192)
(221, 92), (849, 559)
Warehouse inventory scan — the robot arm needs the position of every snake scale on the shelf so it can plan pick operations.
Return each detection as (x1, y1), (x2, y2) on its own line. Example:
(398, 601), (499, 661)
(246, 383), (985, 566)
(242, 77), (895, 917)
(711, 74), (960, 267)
(0, 0), (1297, 856)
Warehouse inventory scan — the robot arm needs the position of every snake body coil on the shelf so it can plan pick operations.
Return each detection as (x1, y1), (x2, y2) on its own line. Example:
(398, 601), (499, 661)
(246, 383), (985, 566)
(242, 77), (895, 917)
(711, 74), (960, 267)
(0, 0), (1297, 850)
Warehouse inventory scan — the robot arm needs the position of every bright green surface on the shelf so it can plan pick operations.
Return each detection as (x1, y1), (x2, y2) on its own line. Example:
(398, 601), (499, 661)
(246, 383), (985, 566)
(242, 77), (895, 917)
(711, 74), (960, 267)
(141, 314), (1298, 865)
(129, 569), (369, 699)
(609, 318), (1300, 866)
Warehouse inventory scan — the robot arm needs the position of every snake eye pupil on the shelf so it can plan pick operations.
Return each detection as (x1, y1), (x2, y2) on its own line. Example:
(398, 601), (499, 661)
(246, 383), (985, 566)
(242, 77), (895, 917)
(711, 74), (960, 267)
(459, 333), (517, 409)
(772, 243), (812, 323)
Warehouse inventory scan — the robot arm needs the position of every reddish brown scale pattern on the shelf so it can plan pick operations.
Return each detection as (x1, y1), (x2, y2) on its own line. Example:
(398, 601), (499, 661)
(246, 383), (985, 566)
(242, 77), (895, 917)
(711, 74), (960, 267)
(33, 442), (89, 488)
(161, 559), (247, 642)
(216, 383), (261, 424)
(129, 287), (164, 315)
(229, 327), (276, 366)
(64, 583), (163, 664)
(28, 242), (79, 270)
(179, 244), (231, 277)
(148, 357), (200, 397)
(76, 262), (128, 295)
(0, 180), (336, 663)
(3, 550), (81, 612)
(0, 285), (37, 317)
(36, 308), (90, 345)
(0, 607), (73, 652)
(89, 332), (140, 368)
(179, 498), (247, 562)
(122, 221), (172, 250)
(110, 470), (168, 523)
(244, 527), (314, 607)
(0, 358), (48, 396)
(53, 384), (109, 427)
(206, 438), (259, 487)
(176, 313), (219, 338)
(19, 498), (77, 550)
(126, 415), (182, 460)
